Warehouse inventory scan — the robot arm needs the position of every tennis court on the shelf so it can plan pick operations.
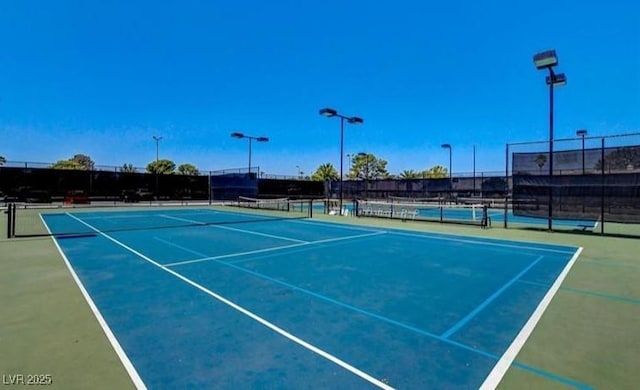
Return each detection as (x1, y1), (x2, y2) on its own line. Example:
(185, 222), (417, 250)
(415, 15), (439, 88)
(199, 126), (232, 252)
(39, 206), (584, 389)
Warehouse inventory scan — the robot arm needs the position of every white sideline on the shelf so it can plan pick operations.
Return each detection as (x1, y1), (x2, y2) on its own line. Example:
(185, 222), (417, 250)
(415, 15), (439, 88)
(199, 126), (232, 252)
(41, 214), (147, 389)
(479, 247), (584, 389)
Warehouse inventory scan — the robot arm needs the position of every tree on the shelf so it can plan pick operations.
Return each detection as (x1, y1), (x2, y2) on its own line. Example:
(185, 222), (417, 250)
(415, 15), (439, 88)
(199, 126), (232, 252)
(146, 159), (176, 174)
(0, 155), (5, 166)
(311, 163), (339, 181)
(177, 163), (199, 176)
(399, 169), (420, 179)
(50, 154), (94, 170)
(72, 154), (95, 170)
(595, 146), (640, 172)
(422, 165), (448, 179)
(51, 159), (84, 170)
(534, 154), (547, 173)
(351, 153), (390, 180)
(120, 163), (137, 173)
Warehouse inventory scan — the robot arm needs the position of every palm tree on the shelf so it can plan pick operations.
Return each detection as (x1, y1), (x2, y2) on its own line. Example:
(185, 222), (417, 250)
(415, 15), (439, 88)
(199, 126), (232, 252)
(399, 169), (420, 179)
(0, 156), (6, 166)
(534, 154), (547, 173)
(311, 163), (339, 181)
(146, 159), (176, 174)
(422, 165), (448, 179)
(120, 163), (137, 173)
(177, 163), (199, 175)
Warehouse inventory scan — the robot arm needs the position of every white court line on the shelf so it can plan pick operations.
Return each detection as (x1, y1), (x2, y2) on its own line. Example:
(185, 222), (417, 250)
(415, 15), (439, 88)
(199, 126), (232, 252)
(159, 214), (308, 243)
(163, 242), (308, 267)
(65, 213), (393, 390)
(164, 231), (386, 268)
(289, 219), (386, 233)
(41, 214), (147, 389)
(389, 230), (576, 255)
(153, 237), (208, 258)
(479, 247), (584, 390)
(81, 214), (153, 220)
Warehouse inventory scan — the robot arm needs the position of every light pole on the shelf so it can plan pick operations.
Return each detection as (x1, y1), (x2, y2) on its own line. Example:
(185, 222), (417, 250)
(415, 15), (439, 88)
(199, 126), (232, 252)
(319, 108), (363, 214)
(152, 135), (163, 162)
(152, 135), (163, 200)
(472, 145), (477, 197)
(441, 144), (452, 197)
(231, 132), (269, 176)
(534, 49), (567, 231)
(346, 153), (353, 177)
(296, 165), (303, 179)
(576, 129), (588, 174)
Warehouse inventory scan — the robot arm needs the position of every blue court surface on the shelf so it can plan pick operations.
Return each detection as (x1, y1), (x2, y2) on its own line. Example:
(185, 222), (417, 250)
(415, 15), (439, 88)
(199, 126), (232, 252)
(42, 207), (584, 389)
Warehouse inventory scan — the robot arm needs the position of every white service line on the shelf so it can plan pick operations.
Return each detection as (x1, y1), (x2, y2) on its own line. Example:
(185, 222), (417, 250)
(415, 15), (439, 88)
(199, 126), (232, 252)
(153, 237), (208, 258)
(164, 231), (386, 268)
(159, 214), (308, 243)
(163, 242), (309, 267)
(66, 213), (394, 390)
(42, 214), (147, 389)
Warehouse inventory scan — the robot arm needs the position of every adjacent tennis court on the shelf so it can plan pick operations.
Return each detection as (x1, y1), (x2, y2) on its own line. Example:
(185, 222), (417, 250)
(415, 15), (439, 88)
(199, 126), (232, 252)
(40, 206), (584, 389)
(353, 199), (597, 230)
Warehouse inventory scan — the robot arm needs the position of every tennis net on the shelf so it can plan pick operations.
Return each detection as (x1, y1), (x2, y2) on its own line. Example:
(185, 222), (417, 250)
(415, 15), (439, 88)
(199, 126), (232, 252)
(6, 200), (313, 239)
(356, 200), (489, 227)
(235, 197), (312, 218)
(388, 196), (444, 204)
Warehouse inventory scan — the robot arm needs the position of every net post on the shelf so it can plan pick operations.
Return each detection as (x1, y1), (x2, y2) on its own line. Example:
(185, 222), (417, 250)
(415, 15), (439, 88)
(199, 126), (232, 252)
(481, 204), (488, 228)
(6, 203), (11, 239)
(308, 199), (313, 218)
(12, 204), (16, 238)
(7, 203), (15, 239)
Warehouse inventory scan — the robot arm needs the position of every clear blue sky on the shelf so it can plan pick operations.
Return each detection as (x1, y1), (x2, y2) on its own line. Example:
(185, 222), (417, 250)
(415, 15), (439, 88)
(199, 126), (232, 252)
(1, 1), (638, 176)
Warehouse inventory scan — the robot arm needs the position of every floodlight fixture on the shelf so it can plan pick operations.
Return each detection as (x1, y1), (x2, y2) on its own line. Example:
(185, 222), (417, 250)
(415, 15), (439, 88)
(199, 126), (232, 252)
(319, 108), (337, 117)
(546, 73), (567, 86)
(533, 50), (558, 69)
(231, 132), (244, 138)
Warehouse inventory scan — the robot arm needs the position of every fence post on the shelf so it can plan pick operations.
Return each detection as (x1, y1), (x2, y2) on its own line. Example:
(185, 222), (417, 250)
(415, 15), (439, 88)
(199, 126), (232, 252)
(208, 171), (212, 205)
(504, 143), (509, 228)
(601, 137), (605, 234)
